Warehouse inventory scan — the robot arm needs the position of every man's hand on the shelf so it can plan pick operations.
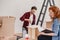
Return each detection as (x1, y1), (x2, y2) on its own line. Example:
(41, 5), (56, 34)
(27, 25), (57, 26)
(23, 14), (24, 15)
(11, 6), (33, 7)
(25, 19), (31, 23)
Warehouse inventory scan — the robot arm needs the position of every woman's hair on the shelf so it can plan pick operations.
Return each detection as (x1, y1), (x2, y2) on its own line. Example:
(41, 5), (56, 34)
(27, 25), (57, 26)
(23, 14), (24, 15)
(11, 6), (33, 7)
(49, 6), (60, 19)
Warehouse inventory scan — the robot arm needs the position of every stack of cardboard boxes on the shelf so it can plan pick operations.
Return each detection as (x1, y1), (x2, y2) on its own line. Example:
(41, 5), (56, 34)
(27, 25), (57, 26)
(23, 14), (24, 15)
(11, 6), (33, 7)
(0, 16), (17, 40)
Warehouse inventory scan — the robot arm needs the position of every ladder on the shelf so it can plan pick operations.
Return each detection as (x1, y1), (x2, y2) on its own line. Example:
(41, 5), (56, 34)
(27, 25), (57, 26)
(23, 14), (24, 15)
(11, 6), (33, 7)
(36, 0), (55, 27)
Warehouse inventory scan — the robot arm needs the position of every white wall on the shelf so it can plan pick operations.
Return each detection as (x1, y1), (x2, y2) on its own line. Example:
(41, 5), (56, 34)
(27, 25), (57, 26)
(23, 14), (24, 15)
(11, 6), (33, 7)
(0, 0), (60, 33)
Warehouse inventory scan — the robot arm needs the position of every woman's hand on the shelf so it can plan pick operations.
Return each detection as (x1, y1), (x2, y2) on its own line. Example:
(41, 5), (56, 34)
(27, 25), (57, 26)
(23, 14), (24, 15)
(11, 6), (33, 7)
(40, 32), (45, 35)
(38, 32), (45, 36)
(38, 32), (55, 36)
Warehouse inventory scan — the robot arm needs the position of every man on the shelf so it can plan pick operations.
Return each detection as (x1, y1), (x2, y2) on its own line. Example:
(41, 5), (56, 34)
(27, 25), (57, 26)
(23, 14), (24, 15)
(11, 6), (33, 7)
(20, 6), (37, 33)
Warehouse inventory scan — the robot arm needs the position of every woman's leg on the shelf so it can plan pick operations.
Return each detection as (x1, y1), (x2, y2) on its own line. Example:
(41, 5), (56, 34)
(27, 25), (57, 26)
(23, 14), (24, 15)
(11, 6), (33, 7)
(38, 35), (45, 40)
(38, 35), (52, 40)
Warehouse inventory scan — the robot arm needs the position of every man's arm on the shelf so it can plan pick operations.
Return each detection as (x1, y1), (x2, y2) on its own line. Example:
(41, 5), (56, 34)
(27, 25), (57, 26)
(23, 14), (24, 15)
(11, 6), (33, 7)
(20, 13), (27, 21)
(20, 13), (31, 23)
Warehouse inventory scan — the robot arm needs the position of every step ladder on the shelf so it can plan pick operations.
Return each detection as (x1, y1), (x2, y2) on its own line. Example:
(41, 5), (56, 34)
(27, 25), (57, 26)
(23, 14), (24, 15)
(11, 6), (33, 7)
(36, 0), (55, 27)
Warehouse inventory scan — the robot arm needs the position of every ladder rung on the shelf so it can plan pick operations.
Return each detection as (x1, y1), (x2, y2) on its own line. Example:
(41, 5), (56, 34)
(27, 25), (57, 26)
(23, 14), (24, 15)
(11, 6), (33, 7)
(41, 13), (44, 14)
(39, 20), (42, 22)
(44, 5), (47, 7)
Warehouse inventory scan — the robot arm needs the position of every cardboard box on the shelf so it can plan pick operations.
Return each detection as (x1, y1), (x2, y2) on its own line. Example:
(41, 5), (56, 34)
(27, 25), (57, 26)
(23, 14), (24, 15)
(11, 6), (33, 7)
(46, 21), (52, 28)
(0, 35), (17, 40)
(28, 25), (38, 40)
(0, 16), (16, 40)
(0, 16), (15, 36)
(4, 36), (16, 40)
(0, 35), (4, 40)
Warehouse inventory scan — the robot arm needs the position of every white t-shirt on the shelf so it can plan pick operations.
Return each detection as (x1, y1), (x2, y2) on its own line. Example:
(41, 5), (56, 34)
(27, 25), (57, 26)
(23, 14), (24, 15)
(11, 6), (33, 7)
(29, 14), (33, 26)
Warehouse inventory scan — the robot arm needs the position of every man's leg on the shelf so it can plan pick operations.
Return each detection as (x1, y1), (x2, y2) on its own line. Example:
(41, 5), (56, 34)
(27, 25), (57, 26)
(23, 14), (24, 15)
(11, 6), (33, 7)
(24, 27), (28, 34)
(22, 27), (28, 38)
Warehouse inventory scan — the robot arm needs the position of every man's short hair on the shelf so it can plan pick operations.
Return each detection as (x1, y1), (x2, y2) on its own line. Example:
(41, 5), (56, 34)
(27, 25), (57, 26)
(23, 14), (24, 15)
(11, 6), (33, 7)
(31, 6), (37, 10)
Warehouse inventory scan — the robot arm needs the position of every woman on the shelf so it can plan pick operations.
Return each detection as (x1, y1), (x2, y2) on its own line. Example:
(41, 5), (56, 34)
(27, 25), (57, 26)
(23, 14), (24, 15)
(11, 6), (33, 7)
(38, 6), (60, 40)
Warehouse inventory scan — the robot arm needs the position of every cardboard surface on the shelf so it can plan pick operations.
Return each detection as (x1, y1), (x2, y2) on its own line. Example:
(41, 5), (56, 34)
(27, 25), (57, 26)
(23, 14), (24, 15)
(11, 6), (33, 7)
(0, 35), (17, 40)
(28, 25), (38, 40)
(0, 16), (16, 40)
(46, 21), (52, 28)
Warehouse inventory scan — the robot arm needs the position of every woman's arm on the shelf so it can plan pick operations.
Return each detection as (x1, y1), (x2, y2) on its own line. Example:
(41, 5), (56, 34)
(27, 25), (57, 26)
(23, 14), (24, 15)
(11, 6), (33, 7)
(42, 33), (56, 36)
(42, 19), (59, 36)
(39, 32), (54, 36)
